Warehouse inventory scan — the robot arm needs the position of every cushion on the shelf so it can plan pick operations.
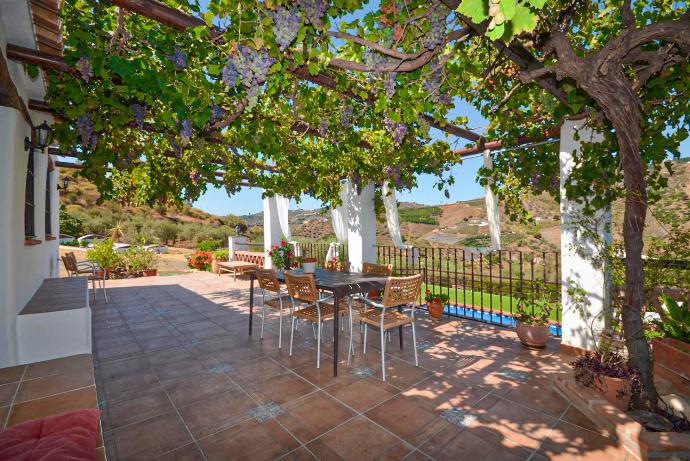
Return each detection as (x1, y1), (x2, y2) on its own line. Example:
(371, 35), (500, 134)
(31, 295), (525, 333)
(0, 409), (100, 461)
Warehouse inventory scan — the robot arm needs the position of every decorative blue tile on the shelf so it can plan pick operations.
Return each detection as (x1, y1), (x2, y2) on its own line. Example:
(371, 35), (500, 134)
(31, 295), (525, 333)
(440, 408), (477, 427)
(351, 366), (376, 379)
(416, 340), (435, 351)
(182, 339), (201, 347)
(496, 370), (529, 381)
(208, 363), (233, 374)
(248, 402), (283, 423)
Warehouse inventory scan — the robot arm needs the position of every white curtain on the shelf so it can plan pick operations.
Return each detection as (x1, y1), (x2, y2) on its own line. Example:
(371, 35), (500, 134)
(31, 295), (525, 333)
(382, 181), (404, 249)
(275, 194), (291, 241)
(327, 180), (349, 261)
(484, 149), (501, 250)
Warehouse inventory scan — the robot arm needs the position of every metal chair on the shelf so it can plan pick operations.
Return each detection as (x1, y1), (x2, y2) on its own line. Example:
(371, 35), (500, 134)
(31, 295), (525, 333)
(61, 252), (107, 303)
(348, 274), (423, 381)
(285, 272), (348, 368)
(256, 268), (293, 349)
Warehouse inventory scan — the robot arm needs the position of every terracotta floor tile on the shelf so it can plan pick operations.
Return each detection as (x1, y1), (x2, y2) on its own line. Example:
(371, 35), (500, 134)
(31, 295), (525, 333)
(105, 386), (174, 430)
(276, 391), (356, 443)
(380, 357), (431, 390)
(146, 346), (195, 366)
(24, 354), (93, 379)
(15, 367), (94, 403)
(402, 450), (435, 461)
(0, 405), (10, 430)
(500, 377), (570, 417)
(178, 388), (256, 438)
(110, 412), (192, 461)
(0, 382), (19, 407)
(365, 394), (448, 446)
(279, 446), (319, 460)
(149, 443), (205, 461)
(153, 356), (209, 381)
(248, 372), (318, 406)
(307, 416), (413, 461)
(560, 405), (604, 434)
(7, 386), (97, 427)
(473, 394), (558, 450)
(97, 356), (151, 381)
(537, 420), (628, 461)
(198, 418), (299, 460)
(0, 365), (25, 385)
(163, 372), (237, 408)
(402, 374), (491, 414)
(325, 378), (398, 413)
(419, 424), (533, 461)
(102, 368), (160, 403)
(228, 357), (288, 385)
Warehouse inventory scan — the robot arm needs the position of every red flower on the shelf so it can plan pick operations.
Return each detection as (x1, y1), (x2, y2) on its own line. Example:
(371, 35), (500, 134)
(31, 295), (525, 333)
(425, 290), (430, 295)
(433, 297), (440, 304)
(268, 251), (273, 256)
(332, 257), (337, 262)
(281, 240), (287, 246)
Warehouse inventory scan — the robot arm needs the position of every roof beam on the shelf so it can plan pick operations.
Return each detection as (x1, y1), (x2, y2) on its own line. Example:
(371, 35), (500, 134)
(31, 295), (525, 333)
(0, 45), (34, 126)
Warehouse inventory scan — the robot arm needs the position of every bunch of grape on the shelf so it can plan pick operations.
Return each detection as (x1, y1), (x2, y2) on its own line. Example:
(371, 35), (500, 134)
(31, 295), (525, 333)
(299, 0), (328, 28)
(340, 105), (354, 129)
(230, 46), (276, 89)
(167, 135), (182, 157)
(384, 73), (397, 98)
(272, 6), (302, 51)
(221, 58), (239, 88)
(75, 56), (92, 82)
(384, 117), (407, 145)
(423, 70), (442, 102)
(167, 46), (187, 69)
(210, 104), (224, 124)
(75, 114), (94, 146)
(487, 0), (506, 31)
(180, 119), (193, 145)
(130, 103), (147, 129)
(423, 5), (449, 49)
(363, 48), (386, 76)
(318, 117), (328, 137)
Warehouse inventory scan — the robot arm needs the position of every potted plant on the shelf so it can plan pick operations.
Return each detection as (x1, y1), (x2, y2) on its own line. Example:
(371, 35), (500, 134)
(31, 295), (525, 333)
(514, 282), (555, 349)
(86, 238), (120, 279)
(140, 249), (158, 276)
(571, 351), (640, 411)
(300, 250), (317, 273)
(187, 250), (213, 271)
(651, 293), (690, 388)
(212, 249), (229, 274)
(424, 289), (449, 320)
(267, 238), (293, 274)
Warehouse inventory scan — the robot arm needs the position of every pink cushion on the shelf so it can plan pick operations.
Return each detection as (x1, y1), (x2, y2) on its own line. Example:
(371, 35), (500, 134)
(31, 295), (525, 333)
(0, 409), (100, 461)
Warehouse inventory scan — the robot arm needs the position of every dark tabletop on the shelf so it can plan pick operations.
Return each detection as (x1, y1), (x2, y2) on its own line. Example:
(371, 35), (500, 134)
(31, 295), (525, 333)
(275, 269), (387, 295)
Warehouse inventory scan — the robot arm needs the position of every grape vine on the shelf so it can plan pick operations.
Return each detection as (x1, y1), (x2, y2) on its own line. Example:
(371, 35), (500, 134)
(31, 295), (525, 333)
(272, 6), (302, 51)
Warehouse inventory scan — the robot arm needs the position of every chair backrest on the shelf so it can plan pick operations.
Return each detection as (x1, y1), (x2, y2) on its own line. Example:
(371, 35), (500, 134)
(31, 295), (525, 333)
(362, 262), (393, 276)
(285, 272), (318, 303)
(381, 274), (423, 308)
(256, 268), (281, 294)
(61, 252), (78, 274)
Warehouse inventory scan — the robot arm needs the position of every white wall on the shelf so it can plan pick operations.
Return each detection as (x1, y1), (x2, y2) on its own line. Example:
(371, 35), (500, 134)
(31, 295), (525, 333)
(347, 182), (377, 272)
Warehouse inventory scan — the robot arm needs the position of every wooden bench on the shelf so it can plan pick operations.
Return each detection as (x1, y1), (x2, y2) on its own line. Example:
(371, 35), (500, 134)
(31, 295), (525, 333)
(219, 251), (265, 280)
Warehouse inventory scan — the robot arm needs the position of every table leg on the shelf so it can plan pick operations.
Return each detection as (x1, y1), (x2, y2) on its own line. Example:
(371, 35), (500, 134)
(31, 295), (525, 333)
(398, 306), (404, 349)
(249, 276), (254, 336)
(333, 293), (339, 377)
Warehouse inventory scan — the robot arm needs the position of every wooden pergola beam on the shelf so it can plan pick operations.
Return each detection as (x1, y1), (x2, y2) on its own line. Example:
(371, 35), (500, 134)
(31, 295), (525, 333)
(0, 45), (34, 126)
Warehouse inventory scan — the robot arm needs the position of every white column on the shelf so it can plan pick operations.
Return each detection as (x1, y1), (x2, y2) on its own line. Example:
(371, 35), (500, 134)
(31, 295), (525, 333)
(263, 196), (283, 268)
(484, 149), (501, 251)
(346, 182), (377, 272)
(228, 236), (247, 261)
(382, 181), (404, 249)
(560, 119), (611, 352)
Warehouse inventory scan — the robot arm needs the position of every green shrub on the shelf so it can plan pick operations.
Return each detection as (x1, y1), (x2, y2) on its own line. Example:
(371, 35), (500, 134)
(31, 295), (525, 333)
(155, 221), (179, 245)
(59, 205), (84, 236)
(120, 247), (158, 274)
(213, 249), (229, 261)
(196, 239), (224, 251)
(398, 206), (442, 225)
(86, 238), (121, 270)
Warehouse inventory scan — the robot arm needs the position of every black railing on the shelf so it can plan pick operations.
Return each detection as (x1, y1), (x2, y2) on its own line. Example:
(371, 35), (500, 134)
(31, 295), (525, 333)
(375, 245), (562, 336)
(297, 242), (348, 268)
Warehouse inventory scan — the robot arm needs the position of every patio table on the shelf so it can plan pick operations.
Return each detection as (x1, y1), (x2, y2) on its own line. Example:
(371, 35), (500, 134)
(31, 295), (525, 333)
(248, 268), (389, 376)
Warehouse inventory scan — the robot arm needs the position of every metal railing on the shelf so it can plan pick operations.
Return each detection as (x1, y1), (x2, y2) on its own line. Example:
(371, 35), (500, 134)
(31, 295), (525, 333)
(375, 245), (562, 336)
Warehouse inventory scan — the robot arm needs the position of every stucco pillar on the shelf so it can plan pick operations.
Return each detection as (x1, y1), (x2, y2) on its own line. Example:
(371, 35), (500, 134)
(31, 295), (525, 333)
(484, 149), (501, 251)
(346, 182), (377, 272)
(560, 119), (612, 352)
(263, 195), (289, 268)
(228, 236), (247, 261)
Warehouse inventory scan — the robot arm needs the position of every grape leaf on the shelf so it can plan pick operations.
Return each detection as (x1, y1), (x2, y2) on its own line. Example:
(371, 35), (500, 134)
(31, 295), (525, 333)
(486, 23), (505, 40)
(500, 0), (517, 20)
(456, 0), (489, 24)
(528, 0), (547, 9)
(504, 4), (539, 37)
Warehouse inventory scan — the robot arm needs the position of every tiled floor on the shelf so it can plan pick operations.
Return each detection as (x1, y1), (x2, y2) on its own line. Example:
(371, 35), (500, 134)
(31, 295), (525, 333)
(83, 272), (632, 460)
(0, 353), (105, 460)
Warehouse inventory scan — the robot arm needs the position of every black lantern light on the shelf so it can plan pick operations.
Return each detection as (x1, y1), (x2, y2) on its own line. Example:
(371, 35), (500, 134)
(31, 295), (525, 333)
(24, 120), (53, 152)
(57, 176), (71, 191)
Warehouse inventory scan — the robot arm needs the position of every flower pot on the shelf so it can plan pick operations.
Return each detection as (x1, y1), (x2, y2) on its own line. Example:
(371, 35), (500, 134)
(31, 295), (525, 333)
(211, 259), (220, 274)
(516, 321), (549, 349)
(142, 268), (158, 277)
(652, 337), (690, 394)
(427, 302), (444, 320)
(302, 261), (316, 274)
(593, 375), (632, 411)
(95, 269), (110, 279)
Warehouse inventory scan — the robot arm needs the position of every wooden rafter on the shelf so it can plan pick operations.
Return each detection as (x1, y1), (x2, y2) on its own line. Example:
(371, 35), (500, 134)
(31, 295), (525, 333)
(0, 45), (34, 126)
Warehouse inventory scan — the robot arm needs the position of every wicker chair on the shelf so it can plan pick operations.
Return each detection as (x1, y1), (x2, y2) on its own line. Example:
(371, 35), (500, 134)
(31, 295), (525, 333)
(256, 268), (294, 349)
(348, 274), (423, 381)
(61, 252), (107, 303)
(285, 272), (348, 368)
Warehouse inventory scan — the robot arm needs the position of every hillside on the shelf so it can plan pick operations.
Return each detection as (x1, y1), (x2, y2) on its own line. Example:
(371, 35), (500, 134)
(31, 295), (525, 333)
(60, 159), (690, 252)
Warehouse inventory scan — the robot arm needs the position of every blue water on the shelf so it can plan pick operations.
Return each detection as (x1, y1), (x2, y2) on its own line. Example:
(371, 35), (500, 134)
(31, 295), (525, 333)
(433, 304), (563, 337)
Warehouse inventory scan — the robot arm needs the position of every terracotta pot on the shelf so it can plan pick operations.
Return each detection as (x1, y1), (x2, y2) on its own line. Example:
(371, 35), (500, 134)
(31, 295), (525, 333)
(142, 268), (158, 277)
(427, 302), (444, 320)
(516, 321), (549, 349)
(653, 337), (690, 380)
(211, 259), (220, 274)
(593, 375), (631, 411)
(95, 269), (110, 279)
